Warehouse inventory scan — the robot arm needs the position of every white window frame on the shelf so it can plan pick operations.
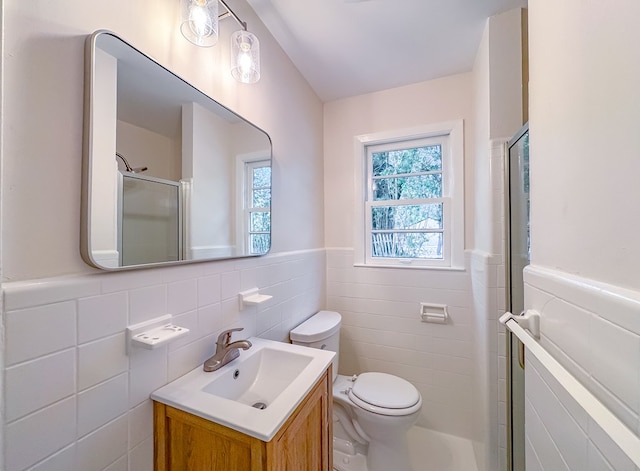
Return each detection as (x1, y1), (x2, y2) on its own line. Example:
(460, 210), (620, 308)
(235, 151), (271, 254)
(353, 120), (464, 269)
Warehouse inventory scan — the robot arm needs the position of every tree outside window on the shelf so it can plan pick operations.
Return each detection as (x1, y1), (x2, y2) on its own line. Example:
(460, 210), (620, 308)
(246, 161), (271, 254)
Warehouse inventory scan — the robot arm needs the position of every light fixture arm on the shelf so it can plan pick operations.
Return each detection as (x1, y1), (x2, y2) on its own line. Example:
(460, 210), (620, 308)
(218, 0), (247, 31)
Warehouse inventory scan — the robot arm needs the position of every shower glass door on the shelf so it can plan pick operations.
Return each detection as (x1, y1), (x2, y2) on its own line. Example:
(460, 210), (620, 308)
(506, 123), (529, 471)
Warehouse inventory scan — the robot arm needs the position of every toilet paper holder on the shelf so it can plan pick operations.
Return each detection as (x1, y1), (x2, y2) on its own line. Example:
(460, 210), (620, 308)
(420, 303), (448, 324)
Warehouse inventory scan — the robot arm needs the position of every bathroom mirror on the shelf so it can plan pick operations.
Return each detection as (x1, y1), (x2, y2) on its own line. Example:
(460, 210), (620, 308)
(81, 31), (272, 270)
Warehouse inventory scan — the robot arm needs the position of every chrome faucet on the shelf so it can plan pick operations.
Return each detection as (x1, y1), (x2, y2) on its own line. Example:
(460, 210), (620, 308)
(203, 328), (252, 372)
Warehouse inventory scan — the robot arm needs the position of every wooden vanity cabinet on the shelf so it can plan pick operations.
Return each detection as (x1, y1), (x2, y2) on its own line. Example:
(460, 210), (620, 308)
(154, 367), (332, 471)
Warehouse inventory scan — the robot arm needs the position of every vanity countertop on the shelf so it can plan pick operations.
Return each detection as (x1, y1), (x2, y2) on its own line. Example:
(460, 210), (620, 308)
(151, 337), (334, 441)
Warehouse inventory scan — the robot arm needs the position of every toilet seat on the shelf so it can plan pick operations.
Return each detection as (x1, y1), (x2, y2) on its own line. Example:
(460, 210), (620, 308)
(347, 372), (422, 416)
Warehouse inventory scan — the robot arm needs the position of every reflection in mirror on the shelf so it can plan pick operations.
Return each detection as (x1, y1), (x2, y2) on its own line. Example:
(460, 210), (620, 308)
(81, 31), (272, 270)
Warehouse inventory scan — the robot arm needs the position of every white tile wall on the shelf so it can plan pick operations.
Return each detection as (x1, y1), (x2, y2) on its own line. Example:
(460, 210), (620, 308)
(127, 437), (153, 471)
(75, 416), (129, 471)
(128, 400), (153, 450)
(5, 397), (77, 471)
(469, 138), (508, 471)
(1, 249), (325, 471)
(5, 349), (76, 422)
(78, 374), (129, 437)
(326, 248), (475, 438)
(5, 302), (77, 365)
(526, 354), (640, 471)
(524, 265), (640, 471)
(28, 446), (76, 471)
(78, 334), (129, 391)
(129, 285), (167, 326)
(470, 249), (507, 471)
(78, 292), (128, 344)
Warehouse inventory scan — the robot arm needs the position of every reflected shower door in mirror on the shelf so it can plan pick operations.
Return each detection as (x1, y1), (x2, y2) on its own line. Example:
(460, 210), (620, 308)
(119, 173), (181, 266)
(81, 31), (272, 270)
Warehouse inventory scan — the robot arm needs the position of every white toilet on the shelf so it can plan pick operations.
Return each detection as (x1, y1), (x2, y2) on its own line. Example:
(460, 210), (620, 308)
(290, 311), (422, 471)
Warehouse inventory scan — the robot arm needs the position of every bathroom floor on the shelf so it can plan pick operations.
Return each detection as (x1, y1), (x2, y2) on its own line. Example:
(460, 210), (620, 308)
(333, 425), (478, 471)
(407, 426), (479, 471)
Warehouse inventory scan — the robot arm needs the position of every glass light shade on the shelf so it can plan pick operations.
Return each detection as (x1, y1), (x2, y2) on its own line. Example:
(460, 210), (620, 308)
(230, 30), (261, 83)
(180, 0), (218, 47)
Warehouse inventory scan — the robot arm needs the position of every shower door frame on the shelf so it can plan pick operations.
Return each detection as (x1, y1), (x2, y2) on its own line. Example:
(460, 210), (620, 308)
(504, 122), (529, 471)
(117, 171), (183, 267)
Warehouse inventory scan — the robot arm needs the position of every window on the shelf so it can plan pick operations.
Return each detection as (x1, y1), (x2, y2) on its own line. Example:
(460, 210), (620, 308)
(355, 121), (464, 269)
(236, 151), (271, 255)
(245, 160), (271, 254)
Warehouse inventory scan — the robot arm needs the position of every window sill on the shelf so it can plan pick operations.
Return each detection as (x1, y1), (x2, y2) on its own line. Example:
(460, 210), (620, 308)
(353, 263), (466, 272)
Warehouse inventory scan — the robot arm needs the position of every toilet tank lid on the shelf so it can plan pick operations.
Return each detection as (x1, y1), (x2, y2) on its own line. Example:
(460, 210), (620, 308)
(290, 311), (342, 343)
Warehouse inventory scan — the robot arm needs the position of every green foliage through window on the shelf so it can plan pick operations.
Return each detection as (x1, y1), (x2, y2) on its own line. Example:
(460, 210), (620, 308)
(247, 162), (271, 255)
(368, 141), (445, 260)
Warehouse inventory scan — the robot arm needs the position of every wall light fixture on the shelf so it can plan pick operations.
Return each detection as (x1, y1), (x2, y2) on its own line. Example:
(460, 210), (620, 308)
(180, 0), (219, 47)
(180, 0), (261, 83)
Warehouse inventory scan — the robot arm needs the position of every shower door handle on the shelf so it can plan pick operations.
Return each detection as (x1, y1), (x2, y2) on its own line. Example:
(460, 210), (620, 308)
(518, 338), (525, 370)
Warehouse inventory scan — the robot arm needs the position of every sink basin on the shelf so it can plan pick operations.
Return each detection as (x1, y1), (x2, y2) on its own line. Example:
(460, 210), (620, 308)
(202, 346), (313, 407)
(151, 337), (334, 441)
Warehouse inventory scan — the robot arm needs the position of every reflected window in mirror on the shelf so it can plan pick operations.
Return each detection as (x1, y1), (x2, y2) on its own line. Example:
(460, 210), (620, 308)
(235, 152), (271, 255)
(246, 160), (271, 254)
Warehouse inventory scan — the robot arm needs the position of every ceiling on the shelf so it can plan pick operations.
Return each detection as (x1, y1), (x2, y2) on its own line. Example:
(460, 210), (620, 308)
(246, 0), (527, 102)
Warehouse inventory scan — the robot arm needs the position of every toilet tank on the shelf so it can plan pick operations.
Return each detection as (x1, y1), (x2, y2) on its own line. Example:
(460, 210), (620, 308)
(290, 311), (341, 380)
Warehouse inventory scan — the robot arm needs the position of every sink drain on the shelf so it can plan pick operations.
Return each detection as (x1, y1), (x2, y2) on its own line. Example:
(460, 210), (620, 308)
(252, 402), (267, 410)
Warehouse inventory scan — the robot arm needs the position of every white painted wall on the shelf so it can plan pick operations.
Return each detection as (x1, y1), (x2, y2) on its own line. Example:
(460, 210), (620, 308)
(91, 49), (119, 263)
(474, 8), (525, 256)
(183, 102), (234, 255)
(324, 73), (475, 250)
(526, 0), (640, 469)
(529, 0), (640, 290)
(116, 121), (181, 181)
(1, 0), (324, 282)
(473, 23), (492, 258)
(0, 0), (325, 469)
(488, 9), (525, 143)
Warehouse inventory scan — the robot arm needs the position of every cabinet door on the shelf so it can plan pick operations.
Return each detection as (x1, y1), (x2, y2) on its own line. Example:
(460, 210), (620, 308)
(154, 402), (266, 471)
(154, 368), (332, 471)
(270, 372), (332, 471)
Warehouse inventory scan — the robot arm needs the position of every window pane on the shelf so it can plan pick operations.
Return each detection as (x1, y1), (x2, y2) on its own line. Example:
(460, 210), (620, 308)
(250, 234), (270, 254)
(372, 204), (443, 230)
(371, 232), (443, 259)
(252, 189), (271, 208)
(250, 211), (271, 231)
(373, 174), (442, 201)
(372, 145), (442, 177)
(252, 166), (271, 188)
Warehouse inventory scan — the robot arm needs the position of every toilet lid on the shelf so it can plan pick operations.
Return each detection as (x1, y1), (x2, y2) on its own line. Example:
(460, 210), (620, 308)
(350, 372), (420, 409)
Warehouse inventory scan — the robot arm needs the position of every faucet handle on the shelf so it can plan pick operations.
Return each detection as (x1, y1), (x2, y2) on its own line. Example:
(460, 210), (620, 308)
(216, 327), (244, 346)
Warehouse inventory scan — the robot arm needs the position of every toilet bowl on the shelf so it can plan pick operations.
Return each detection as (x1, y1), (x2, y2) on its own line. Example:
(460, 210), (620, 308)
(290, 311), (422, 471)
